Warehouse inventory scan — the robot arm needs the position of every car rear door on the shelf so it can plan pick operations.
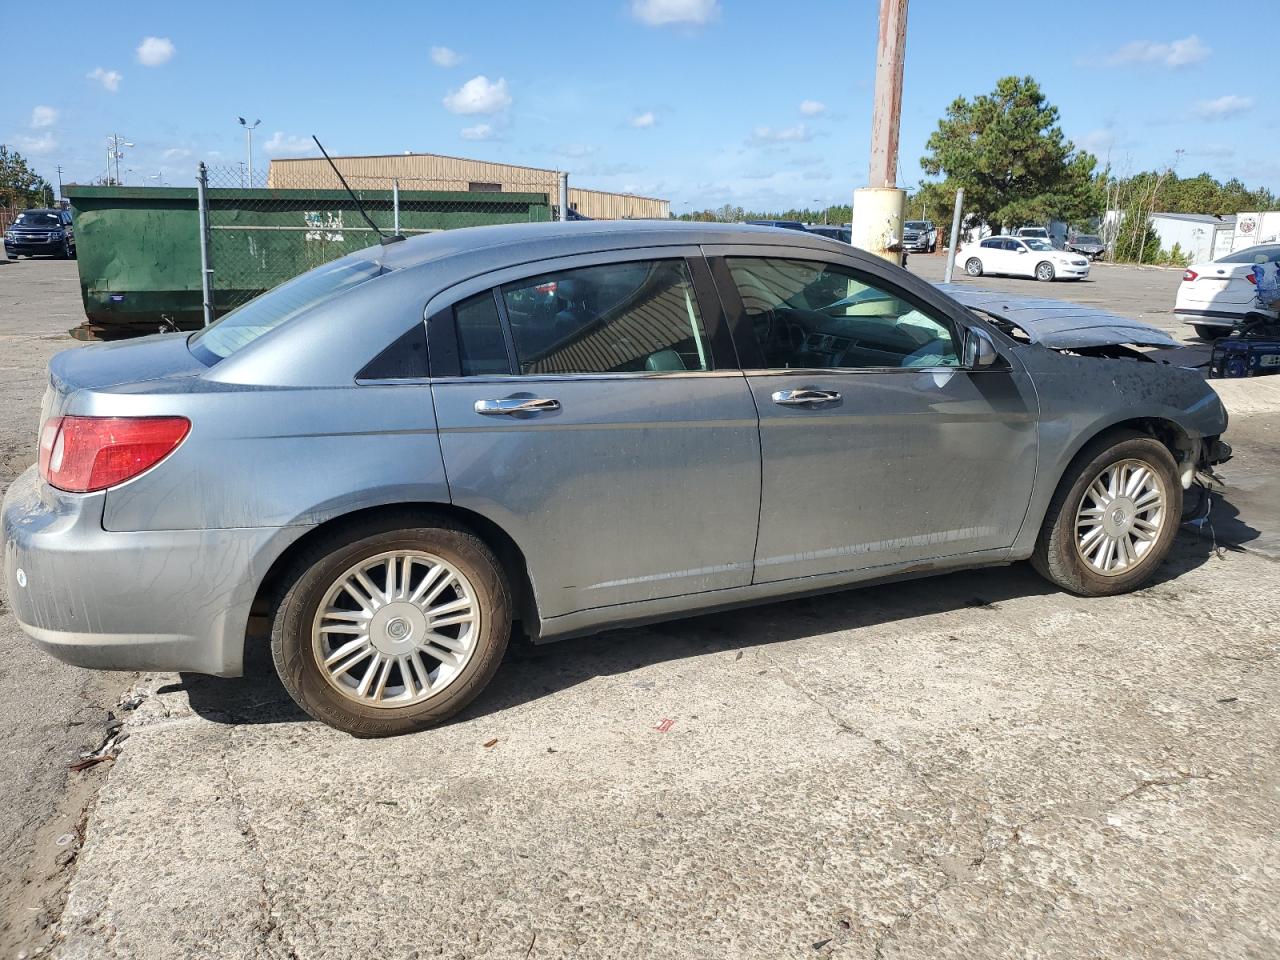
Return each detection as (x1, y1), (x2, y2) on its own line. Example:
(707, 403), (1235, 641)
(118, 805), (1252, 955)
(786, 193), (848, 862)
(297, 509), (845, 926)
(427, 248), (761, 620)
(978, 238), (1007, 274)
(706, 246), (1039, 583)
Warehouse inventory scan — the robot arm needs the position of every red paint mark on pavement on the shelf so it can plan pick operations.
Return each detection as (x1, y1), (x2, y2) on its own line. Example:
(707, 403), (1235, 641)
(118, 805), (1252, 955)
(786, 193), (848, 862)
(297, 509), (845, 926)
(654, 718), (675, 733)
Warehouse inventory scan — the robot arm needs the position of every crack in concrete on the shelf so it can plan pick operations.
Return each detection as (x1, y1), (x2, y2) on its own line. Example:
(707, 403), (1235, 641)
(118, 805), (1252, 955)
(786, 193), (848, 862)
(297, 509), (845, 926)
(218, 727), (300, 960)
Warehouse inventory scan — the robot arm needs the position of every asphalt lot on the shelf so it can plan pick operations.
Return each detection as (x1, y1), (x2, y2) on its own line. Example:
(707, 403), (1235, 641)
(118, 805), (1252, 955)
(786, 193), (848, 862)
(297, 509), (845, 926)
(2, 255), (1279, 960)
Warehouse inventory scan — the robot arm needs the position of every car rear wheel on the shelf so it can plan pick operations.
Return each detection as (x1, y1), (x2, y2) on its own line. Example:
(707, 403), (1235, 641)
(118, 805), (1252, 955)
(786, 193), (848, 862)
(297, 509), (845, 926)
(270, 515), (511, 737)
(1191, 324), (1221, 341)
(1031, 431), (1182, 596)
(965, 257), (983, 277)
(1035, 261), (1055, 282)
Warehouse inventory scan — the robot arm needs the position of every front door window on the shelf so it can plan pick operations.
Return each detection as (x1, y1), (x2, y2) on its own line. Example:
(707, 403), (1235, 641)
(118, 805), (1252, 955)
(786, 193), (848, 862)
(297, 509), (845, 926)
(726, 257), (961, 369)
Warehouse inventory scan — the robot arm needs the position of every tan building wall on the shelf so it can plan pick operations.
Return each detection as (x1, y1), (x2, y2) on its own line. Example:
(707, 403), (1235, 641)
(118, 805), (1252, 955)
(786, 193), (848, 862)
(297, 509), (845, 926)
(267, 153), (668, 220)
(567, 187), (669, 220)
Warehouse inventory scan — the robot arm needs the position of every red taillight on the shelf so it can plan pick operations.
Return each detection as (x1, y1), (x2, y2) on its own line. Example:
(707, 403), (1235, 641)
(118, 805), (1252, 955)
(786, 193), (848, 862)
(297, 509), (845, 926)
(1246, 271), (1257, 285)
(39, 416), (190, 493)
(1182, 269), (1198, 282)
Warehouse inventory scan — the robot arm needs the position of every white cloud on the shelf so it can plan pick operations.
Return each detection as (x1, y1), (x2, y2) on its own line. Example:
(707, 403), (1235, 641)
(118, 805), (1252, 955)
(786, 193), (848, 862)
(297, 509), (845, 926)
(630, 111), (656, 128)
(443, 75), (511, 114)
(88, 67), (122, 92)
(748, 123), (811, 144)
(460, 123), (496, 140)
(556, 143), (598, 158)
(136, 36), (175, 66)
(162, 147), (192, 161)
(1079, 126), (1120, 154)
(430, 45), (461, 67)
(1105, 34), (1209, 68)
(630, 0), (719, 26)
(262, 132), (318, 156)
(30, 105), (58, 128)
(15, 133), (57, 155)
(1193, 94), (1253, 120)
(798, 100), (826, 116)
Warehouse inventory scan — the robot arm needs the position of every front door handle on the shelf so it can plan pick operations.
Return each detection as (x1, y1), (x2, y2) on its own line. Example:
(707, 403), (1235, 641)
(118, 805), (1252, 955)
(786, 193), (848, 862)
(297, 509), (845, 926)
(474, 397), (561, 416)
(771, 389), (841, 406)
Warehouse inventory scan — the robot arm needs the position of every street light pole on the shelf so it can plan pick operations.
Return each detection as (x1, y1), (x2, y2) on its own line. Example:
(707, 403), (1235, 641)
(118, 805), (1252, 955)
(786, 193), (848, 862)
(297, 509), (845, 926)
(851, 0), (909, 264)
(238, 118), (261, 187)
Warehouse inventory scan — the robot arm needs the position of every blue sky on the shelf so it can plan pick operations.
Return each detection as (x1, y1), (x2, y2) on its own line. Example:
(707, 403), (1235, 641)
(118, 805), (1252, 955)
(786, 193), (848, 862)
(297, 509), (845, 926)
(4, 0), (1274, 211)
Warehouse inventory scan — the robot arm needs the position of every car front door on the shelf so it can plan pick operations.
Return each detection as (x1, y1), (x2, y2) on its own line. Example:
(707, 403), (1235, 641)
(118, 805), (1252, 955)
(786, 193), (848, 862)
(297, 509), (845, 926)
(707, 248), (1039, 583)
(427, 250), (762, 620)
(1007, 239), (1036, 276)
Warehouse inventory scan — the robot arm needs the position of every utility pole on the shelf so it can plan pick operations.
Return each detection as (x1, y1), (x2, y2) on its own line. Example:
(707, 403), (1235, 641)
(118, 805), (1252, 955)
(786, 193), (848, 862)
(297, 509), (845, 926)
(106, 135), (133, 187)
(851, 0), (909, 264)
(238, 118), (261, 187)
(56, 165), (63, 201)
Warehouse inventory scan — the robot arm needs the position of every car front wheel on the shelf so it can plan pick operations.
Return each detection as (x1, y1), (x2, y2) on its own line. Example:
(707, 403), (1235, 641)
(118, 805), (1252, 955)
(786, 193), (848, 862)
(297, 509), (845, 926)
(1031, 431), (1182, 596)
(1035, 261), (1056, 281)
(1191, 324), (1222, 341)
(965, 257), (983, 277)
(270, 515), (511, 737)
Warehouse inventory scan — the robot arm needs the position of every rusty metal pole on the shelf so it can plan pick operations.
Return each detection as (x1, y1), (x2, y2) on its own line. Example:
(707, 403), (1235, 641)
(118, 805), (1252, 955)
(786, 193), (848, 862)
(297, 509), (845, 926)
(851, 0), (909, 265)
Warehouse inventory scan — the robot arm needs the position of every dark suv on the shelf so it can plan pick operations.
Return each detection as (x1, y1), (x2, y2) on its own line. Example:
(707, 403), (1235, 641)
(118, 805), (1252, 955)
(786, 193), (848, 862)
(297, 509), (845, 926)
(4, 209), (75, 259)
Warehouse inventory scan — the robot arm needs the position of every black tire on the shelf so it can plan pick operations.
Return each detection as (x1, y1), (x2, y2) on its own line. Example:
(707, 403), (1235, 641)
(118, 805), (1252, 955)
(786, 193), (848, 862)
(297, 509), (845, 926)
(1035, 261), (1055, 282)
(965, 257), (983, 277)
(270, 514), (511, 737)
(1031, 431), (1182, 597)
(1191, 324), (1221, 342)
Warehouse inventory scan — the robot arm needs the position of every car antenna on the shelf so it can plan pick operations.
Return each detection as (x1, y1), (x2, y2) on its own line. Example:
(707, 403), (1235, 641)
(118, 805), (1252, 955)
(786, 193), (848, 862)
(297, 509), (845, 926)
(311, 135), (404, 245)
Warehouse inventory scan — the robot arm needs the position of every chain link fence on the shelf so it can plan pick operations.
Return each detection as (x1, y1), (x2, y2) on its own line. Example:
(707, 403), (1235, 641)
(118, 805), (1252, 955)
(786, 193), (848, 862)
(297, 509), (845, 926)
(198, 164), (562, 317)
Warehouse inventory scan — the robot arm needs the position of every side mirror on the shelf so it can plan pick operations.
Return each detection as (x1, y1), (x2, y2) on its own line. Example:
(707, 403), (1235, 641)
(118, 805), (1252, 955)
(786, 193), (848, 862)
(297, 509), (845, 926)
(964, 327), (1000, 368)
(1017, 247), (1028, 254)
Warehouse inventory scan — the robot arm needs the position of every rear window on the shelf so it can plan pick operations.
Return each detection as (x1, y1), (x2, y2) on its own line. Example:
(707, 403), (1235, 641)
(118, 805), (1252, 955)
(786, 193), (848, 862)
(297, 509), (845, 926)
(1219, 245), (1280, 265)
(189, 257), (382, 362)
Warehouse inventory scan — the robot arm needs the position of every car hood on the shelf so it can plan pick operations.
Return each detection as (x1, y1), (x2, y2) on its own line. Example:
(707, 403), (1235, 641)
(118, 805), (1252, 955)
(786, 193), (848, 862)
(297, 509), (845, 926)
(937, 285), (1180, 349)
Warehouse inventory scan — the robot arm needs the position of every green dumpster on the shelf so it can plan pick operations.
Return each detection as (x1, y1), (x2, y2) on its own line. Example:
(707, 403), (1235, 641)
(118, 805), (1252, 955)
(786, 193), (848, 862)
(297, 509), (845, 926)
(65, 185), (553, 338)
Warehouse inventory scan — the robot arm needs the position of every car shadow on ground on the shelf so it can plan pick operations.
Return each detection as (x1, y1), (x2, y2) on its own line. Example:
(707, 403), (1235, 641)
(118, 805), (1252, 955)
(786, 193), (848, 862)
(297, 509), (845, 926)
(172, 507), (1246, 731)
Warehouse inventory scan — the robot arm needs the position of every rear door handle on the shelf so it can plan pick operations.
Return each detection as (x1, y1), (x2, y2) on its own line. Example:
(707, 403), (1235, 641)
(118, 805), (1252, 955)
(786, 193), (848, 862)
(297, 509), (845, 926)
(771, 389), (841, 406)
(474, 397), (561, 416)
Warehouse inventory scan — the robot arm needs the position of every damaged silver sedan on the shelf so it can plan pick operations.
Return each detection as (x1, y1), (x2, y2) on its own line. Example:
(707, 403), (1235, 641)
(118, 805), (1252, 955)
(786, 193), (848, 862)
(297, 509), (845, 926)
(2, 221), (1231, 736)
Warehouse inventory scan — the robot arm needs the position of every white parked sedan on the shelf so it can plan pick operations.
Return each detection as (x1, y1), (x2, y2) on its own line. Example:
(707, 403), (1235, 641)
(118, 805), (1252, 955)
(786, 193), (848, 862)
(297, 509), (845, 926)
(959, 236), (1090, 282)
(1175, 243), (1280, 340)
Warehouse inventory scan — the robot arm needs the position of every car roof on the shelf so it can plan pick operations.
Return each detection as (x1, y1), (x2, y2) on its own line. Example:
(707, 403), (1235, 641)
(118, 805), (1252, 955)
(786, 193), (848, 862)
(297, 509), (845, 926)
(377, 219), (843, 275)
(19, 208), (60, 215)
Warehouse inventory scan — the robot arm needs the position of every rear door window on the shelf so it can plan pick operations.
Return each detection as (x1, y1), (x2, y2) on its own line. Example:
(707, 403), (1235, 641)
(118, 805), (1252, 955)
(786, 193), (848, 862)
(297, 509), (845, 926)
(498, 259), (711, 375)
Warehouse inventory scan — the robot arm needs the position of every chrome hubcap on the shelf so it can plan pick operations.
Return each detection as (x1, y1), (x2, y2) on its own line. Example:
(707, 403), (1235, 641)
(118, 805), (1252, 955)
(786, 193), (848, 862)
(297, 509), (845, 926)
(1074, 459), (1167, 576)
(311, 550), (480, 708)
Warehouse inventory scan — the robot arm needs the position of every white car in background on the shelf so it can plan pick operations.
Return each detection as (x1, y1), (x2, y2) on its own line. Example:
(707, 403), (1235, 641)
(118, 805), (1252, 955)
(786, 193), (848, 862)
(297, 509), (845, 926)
(1175, 243), (1280, 340)
(959, 236), (1090, 282)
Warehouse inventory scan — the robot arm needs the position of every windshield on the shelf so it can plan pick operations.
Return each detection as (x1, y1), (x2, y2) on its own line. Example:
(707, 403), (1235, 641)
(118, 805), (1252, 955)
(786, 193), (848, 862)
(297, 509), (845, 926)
(905, 221), (928, 230)
(1076, 235), (1101, 244)
(189, 256), (383, 362)
(1024, 238), (1055, 251)
(15, 211), (59, 226)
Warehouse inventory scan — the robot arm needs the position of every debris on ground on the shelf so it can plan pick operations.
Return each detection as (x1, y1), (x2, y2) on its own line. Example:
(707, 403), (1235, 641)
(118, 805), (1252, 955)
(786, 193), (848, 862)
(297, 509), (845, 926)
(70, 727), (129, 772)
(483, 738), (499, 749)
(654, 718), (675, 733)
(117, 693), (146, 712)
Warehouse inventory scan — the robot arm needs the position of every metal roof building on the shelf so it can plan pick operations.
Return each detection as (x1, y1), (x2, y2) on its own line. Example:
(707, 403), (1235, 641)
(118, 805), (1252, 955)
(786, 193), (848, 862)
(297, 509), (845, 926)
(267, 152), (669, 221)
